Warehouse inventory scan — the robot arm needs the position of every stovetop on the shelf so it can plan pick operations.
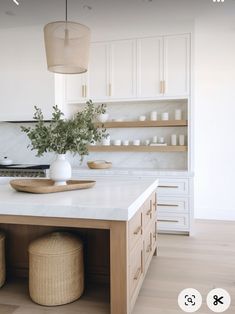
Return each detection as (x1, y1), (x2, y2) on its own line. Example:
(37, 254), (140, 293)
(0, 164), (49, 170)
(0, 164), (49, 177)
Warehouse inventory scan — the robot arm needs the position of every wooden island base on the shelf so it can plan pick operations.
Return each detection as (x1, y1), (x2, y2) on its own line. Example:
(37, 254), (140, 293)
(0, 192), (157, 314)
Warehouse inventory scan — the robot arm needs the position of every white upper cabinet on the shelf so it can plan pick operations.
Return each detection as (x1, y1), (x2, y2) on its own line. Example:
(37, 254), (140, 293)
(137, 37), (163, 98)
(63, 34), (190, 104)
(110, 40), (136, 99)
(65, 73), (87, 103)
(163, 34), (190, 97)
(88, 43), (109, 100)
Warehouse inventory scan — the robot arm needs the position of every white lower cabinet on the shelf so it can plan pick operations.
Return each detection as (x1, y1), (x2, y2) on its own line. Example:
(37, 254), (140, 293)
(157, 176), (192, 234)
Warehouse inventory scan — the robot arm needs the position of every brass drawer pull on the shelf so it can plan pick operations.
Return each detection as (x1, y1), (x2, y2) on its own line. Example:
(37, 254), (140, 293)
(160, 81), (163, 94)
(133, 226), (142, 235)
(158, 204), (179, 207)
(146, 244), (152, 253)
(82, 85), (85, 98)
(158, 219), (179, 223)
(134, 267), (141, 281)
(158, 185), (179, 189)
(108, 83), (112, 96)
(146, 209), (152, 216)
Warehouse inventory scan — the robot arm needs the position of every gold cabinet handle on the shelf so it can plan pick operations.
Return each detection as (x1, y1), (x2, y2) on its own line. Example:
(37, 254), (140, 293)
(158, 204), (179, 207)
(158, 219), (178, 223)
(146, 209), (152, 216)
(108, 83), (112, 96)
(160, 81), (163, 94)
(158, 185), (179, 189)
(133, 226), (142, 235)
(84, 85), (87, 98)
(163, 80), (166, 94)
(82, 85), (84, 98)
(133, 267), (141, 281)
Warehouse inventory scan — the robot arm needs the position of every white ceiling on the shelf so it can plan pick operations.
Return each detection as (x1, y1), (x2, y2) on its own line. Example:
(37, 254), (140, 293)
(1, 0), (235, 40)
(0, 0), (227, 27)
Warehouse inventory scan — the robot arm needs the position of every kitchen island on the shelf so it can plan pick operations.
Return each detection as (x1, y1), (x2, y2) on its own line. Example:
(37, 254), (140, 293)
(0, 176), (158, 314)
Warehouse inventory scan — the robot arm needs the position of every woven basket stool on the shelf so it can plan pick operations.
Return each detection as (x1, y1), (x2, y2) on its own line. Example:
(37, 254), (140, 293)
(0, 231), (6, 288)
(29, 232), (84, 306)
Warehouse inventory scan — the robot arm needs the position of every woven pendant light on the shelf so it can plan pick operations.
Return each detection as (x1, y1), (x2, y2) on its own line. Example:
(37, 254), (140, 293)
(44, 0), (91, 74)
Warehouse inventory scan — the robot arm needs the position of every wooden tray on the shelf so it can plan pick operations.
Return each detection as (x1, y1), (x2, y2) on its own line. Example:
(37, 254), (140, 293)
(87, 160), (112, 169)
(10, 179), (96, 194)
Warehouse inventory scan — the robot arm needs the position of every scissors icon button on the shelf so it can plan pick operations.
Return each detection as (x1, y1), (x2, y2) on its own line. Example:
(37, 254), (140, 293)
(207, 289), (231, 312)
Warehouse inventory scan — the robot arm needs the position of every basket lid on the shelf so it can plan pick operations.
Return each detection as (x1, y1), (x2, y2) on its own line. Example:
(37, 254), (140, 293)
(29, 232), (83, 255)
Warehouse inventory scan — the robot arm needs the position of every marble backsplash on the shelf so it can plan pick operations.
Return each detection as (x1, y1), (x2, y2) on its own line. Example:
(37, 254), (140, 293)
(0, 100), (188, 170)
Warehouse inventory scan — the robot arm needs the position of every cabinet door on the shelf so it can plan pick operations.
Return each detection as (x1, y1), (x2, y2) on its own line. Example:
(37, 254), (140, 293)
(110, 40), (136, 99)
(88, 42), (109, 100)
(137, 37), (163, 98)
(163, 34), (190, 97)
(65, 73), (87, 103)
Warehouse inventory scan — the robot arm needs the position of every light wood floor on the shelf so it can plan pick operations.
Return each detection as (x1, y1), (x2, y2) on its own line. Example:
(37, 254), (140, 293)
(0, 220), (234, 314)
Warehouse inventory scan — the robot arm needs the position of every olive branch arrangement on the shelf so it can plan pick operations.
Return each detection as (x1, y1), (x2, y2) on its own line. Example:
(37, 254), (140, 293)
(21, 100), (107, 160)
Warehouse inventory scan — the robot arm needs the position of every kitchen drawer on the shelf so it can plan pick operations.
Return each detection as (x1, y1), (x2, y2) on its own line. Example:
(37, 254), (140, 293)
(142, 193), (157, 229)
(157, 197), (189, 213)
(158, 178), (189, 196)
(152, 221), (157, 248)
(143, 227), (152, 265)
(151, 192), (157, 212)
(129, 240), (143, 298)
(129, 209), (142, 251)
(157, 213), (189, 231)
(142, 197), (153, 229)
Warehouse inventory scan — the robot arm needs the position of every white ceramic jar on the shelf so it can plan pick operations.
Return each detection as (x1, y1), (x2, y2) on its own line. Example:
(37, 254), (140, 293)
(171, 134), (177, 146)
(150, 111), (157, 121)
(175, 109), (182, 120)
(161, 112), (169, 121)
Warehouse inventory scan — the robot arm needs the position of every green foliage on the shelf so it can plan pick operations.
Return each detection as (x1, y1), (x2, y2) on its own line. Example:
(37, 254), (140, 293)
(21, 100), (107, 160)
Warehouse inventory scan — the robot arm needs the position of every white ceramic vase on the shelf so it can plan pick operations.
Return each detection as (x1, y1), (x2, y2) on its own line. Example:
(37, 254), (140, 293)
(49, 154), (72, 186)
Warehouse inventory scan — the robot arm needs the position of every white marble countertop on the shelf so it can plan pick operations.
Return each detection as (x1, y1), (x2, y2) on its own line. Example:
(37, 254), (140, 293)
(0, 177), (158, 221)
(65, 167), (194, 179)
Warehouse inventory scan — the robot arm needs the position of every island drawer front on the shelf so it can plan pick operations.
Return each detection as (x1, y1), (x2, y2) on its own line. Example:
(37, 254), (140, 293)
(157, 213), (189, 231)
(129, 240), (144, 298)
(157, 178), (189, 196)
(142, 192), (157, 229)
(152, 221), (157, 247)
(143, 226), (153, 265)
(157, 197), (189, 213)
(129, 210), (142, 251)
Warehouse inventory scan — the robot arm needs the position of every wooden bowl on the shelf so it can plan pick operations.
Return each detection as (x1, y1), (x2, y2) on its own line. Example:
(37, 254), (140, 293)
(87, 160), (112, 170)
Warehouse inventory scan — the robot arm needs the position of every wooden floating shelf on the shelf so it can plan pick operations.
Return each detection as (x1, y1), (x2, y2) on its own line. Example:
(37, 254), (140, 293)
(95, 120), (188, 128)
(88, 145), (187, 152)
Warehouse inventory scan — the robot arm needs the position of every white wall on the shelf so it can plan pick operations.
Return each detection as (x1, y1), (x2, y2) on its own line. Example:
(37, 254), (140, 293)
(0, 25), (54, 121)
(194, 6), (235, 220)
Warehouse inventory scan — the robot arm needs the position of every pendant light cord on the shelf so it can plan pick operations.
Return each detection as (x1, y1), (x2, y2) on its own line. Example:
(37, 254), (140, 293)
(65, 0), (68, 21)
